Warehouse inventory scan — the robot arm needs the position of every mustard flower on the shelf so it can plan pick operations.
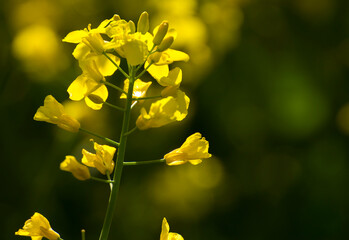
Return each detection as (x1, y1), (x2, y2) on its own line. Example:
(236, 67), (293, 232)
(164, 133), (211, 166)
(15, 212), (60, 240)
(82, 140), (116, 175)
(33, 95), (80, 132)
(67, 59), (108, 110)
(160, 218), (184, 240)
(146, 25), (189, 81)
(63, 23), (107, 54)
(110, 31), (153, 66)
(136, 90), (189, 130)
(60, 155), (90, 181)
(99, 14), (153, 66)
(120, 79), (152, 99)
(63, 22), (120, 77)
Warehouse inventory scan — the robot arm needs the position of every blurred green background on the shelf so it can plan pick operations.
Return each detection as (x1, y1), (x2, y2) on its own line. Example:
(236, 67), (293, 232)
(2, 0), (349, 239)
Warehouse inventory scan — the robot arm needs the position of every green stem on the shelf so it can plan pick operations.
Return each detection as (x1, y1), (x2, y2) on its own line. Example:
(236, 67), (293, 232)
(90, 177), (114, 184)
(106, 171), (113, 190)
(123, 158), (165, 166)
(79, 128), (120, 147)
(104, 101), (125, 112)
(123, 126), (138, 136)
(132, 95), (162, 101)
(98, 65), (136, 240)
(103, 52), (129, 79)
(102, 80), (127, 94)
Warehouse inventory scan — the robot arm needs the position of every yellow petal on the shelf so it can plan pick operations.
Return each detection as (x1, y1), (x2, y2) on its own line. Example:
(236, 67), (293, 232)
(173, 90), (190, 121)
(120, 39), (148, 66)
(166, 49), (189, 62)
(67, 75), (89, 101)
(85, 84), (108, 110)
(60, 156), (90, 180)
(146, 63), (169, 81)
(160, 218), (170, 240)
(62, 30), (88, 43)
(81, 149), (97, 168)
(91, 53), (120, 76)
(157, 67), (182, 87)
(72, 42), (90, 60)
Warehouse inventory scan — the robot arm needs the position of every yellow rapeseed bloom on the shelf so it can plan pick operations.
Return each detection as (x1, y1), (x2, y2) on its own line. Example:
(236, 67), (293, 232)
(136, 90), (189, 130)
(67, 59), (108, 110)
(146, 48), (189, 81)
(82, 140), (116, 175)
(111, 32), (153, 66)
(60, 155), (90, 181)
(63, 23), (106, 54)
(33, 95), (80, 132)
(160, 218), (184, 240)
(120, 79), (152, 99)
(63, 22), (120, 77)
(15, 212), (60, 240)
(164, 133), (211, 166)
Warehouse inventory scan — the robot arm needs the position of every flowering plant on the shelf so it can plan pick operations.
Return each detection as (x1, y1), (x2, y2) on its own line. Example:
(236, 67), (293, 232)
(16, 12), (211, 240)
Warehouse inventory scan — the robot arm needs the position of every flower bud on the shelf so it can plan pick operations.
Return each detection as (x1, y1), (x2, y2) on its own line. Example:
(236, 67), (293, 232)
(157, 36), (174, 52)
(112, 14), (121, 21)
(137, 11), (149, 34)
(153, 21), (169, 45)
(128, 20), (136, 34)
(88, 94), (105, 104)
(149, 52), (162, 63)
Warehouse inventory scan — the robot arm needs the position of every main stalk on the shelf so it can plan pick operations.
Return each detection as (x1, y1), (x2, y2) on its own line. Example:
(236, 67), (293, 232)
(99, 66), (136, 240)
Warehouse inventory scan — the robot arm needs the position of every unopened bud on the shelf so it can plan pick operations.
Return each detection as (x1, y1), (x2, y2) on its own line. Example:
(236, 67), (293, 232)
(149, 52), (162, 63)
(153, 21), (169, 45)
(88, 94), (105, 104)
(112, 14), (121, 21)
(157, 36), (174, 52)
(128, 20), (136, 33)
(137, 11), (149, 34)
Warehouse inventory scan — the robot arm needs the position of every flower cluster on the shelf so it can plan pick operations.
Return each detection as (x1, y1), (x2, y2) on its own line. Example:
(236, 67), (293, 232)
(22, 11), (213, 240)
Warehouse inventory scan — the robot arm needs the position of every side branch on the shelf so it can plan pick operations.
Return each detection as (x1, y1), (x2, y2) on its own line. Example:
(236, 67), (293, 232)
(123, 158), (165, 166)
(79, 128), (120, 147)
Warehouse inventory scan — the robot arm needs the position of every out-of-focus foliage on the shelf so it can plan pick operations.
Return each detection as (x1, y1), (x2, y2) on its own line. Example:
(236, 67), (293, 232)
(2, 0), (349, 240)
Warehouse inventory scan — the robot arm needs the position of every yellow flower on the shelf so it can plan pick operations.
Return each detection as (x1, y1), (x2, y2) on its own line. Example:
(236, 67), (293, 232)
(164, 133), (211, 166)
(33, 95), (80, 132)
(146, 49), (189, 81)
(160, 218), (184, 240)
(82, 140), (116, 175)
(67, 59), (108, 110)
(63, 23), (106, 54)
(60, 156), (90, 181)
(15, 212), (60, 240)
(146, 25), (189, 81)
(72, 42), (119, 77)
(111, 32), (153, 66)
(63, 22), (120, 77)
(136, 90), (189, 130)
(120, 79), (152, 99)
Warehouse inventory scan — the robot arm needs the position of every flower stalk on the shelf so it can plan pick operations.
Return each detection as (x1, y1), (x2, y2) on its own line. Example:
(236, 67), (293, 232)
(79, 128), (120, 147)
(98, 65), (136, 240)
